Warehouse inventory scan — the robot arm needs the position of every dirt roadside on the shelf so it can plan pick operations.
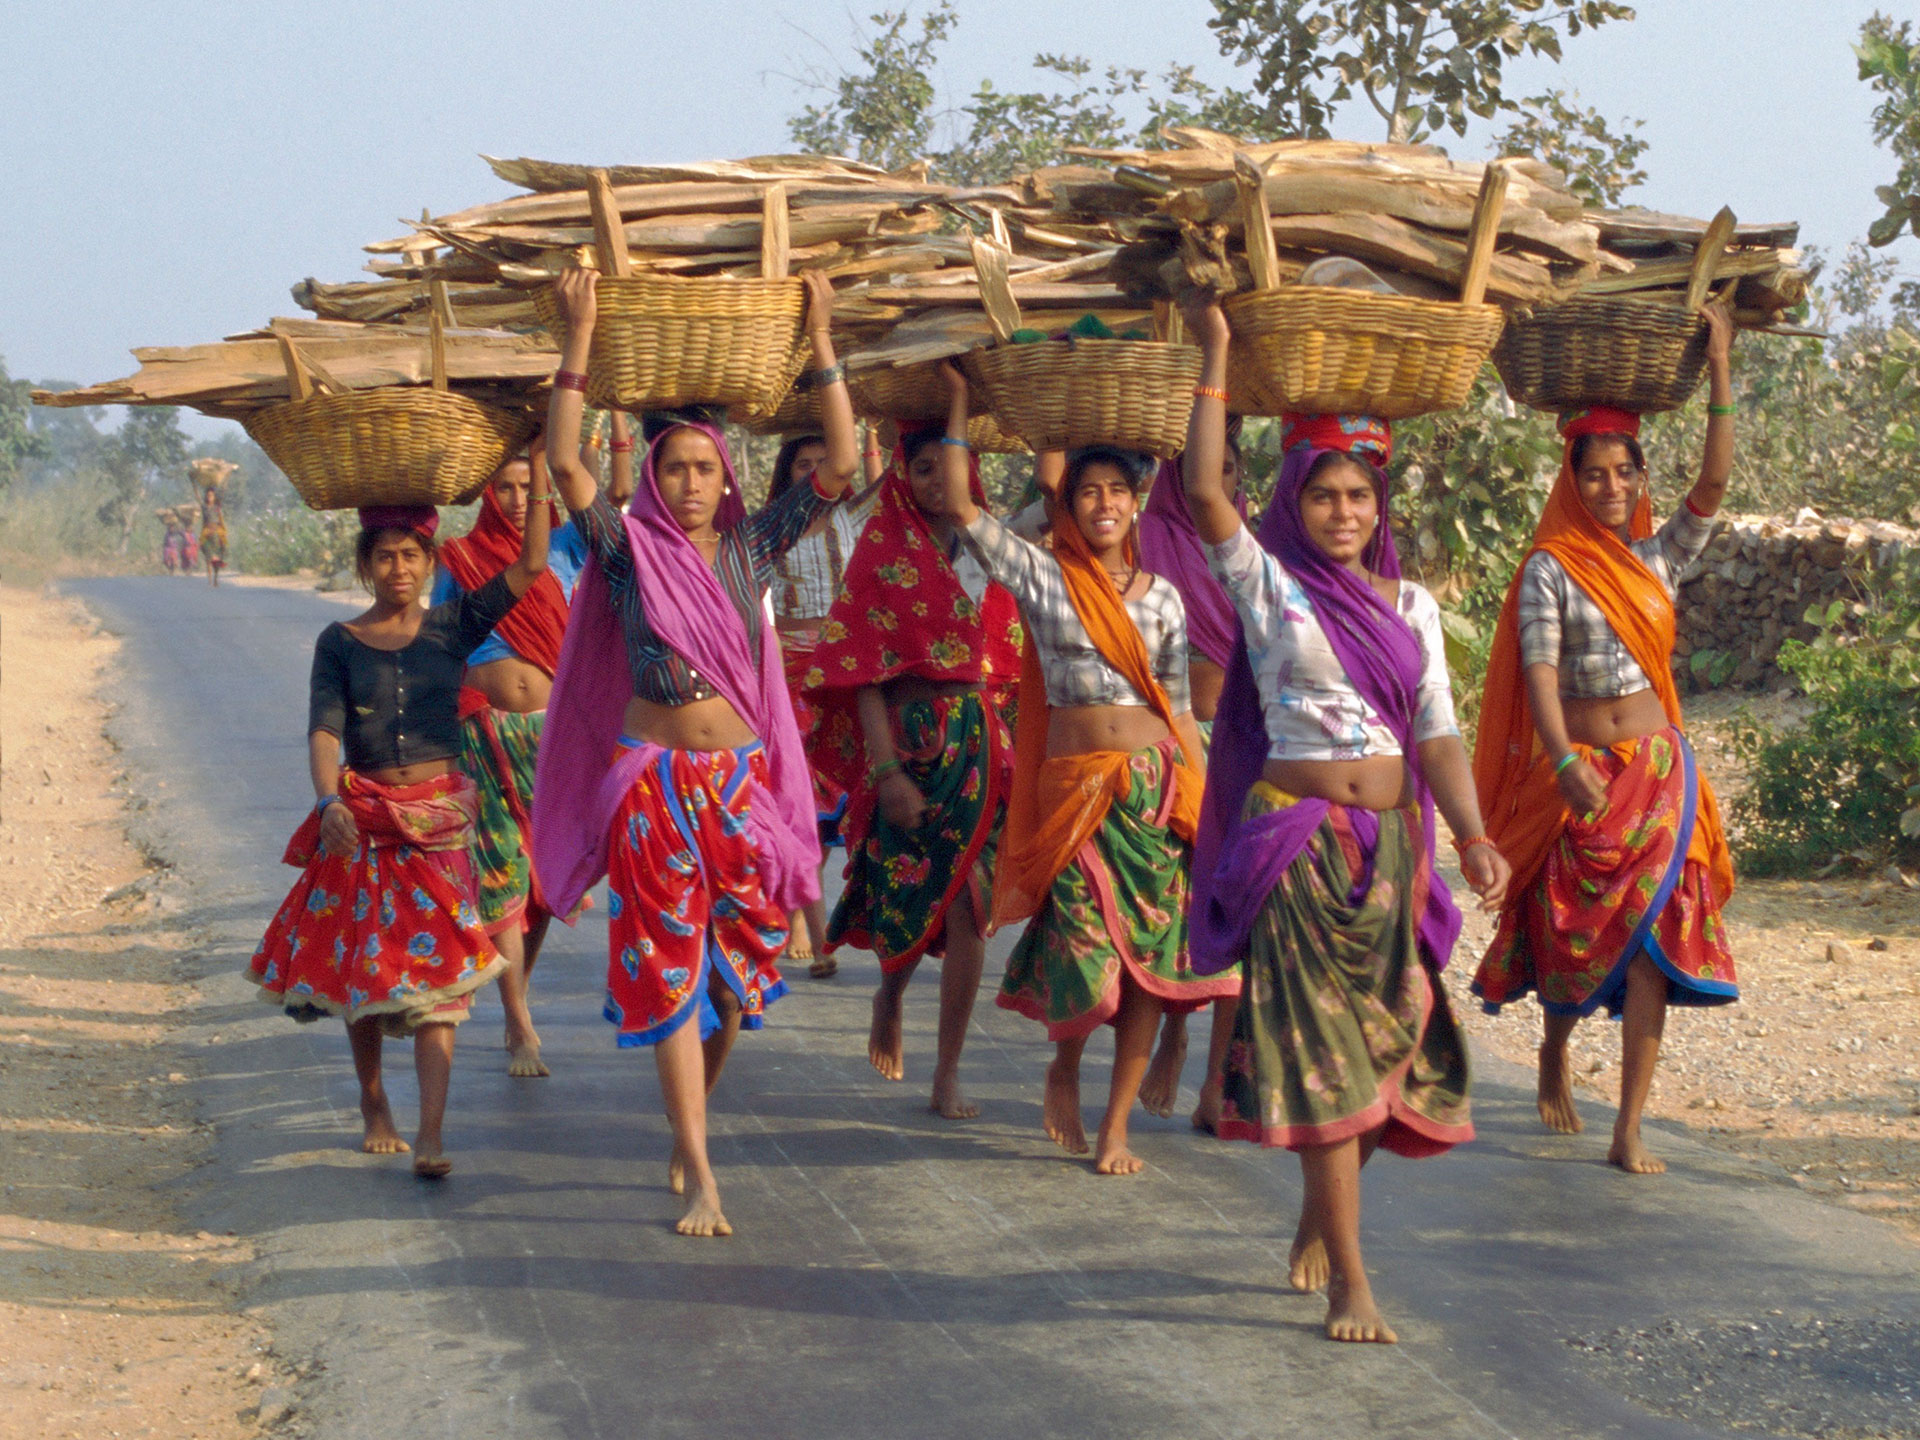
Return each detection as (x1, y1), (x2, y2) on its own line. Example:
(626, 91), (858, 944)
(0, 582), (283, 1440)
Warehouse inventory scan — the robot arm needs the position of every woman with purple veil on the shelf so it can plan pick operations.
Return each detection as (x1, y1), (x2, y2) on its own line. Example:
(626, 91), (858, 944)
(1181, 299), (1510, 1344)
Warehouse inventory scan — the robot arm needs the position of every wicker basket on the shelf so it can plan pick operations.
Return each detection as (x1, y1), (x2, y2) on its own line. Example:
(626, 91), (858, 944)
(848, 361), (1026, 453)
(1492, 295), (1710, 414)
(243, 389), (539, 511)
(964, 340), (1200, 457)
(734, 361), (821, 436)
(534, 274), (806, 415)
(1223, 288), (1505, 420)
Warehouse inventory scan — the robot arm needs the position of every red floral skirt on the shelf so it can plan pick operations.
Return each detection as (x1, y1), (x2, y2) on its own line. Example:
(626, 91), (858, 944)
(603, 743), (791, 1046)
(248, 771), (504, 1037)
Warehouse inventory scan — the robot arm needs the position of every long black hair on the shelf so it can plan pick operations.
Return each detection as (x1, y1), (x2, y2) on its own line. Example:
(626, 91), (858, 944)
(1062, 444), (1155, 500)
(768, 432), (828, 503)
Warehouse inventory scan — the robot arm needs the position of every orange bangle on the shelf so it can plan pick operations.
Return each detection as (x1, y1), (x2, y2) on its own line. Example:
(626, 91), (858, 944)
(1193, 384), (1229, 403)
(1451, 834), (1495, 855)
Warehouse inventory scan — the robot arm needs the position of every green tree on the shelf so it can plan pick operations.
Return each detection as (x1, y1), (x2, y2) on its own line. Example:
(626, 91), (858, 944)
(0, 356), (48, 491)
(1206, 0), (1634, 144)
(97, 408), (188, 551)
(1494, 88), (1646, 205)
(1858, 12), (1920, 247)
(787, 4), (958, 173)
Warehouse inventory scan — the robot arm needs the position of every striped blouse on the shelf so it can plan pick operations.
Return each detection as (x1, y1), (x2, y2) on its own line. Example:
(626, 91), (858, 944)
(572, 482), (828, 705)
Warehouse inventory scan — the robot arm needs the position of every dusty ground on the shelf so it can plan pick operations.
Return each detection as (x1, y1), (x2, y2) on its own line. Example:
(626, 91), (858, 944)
(0, 584), (283, 1440)
(1443, 688), (1920, 1238)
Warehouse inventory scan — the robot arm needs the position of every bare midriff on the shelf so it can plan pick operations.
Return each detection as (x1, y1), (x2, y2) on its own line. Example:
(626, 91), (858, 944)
(1188, 657), (1226, 725)
(1046, 704), (1171, 759)
(1561, 686), (1668, 749)
(464, 655), (553, 713)
(1262, 754), (1410, 812)
(622, 694), (759, 752)
(361, 758), (460, 787)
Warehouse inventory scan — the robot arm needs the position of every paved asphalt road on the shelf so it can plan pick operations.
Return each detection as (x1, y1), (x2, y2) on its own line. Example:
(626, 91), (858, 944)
(67, 575), (1920, 1440)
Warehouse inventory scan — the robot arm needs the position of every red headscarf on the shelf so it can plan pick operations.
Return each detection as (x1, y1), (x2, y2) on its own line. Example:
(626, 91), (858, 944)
(1472, 406), (1733, 901)
(802, 437), (1025, 800)
(439, 484), (571, 677)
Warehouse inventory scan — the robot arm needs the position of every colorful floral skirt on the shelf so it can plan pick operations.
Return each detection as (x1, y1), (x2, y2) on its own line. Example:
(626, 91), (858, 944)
(828, 691), (1010, 973)
(458, 704), (545, 936)
(997, 740), (1236, 1041)
(603, 743), (791, 1047)
(1474, 726), (1737, 1019)
(1216, 785), (1473, 1158)
(248, 771), (503, 1038)
(781, 623), (848, 846)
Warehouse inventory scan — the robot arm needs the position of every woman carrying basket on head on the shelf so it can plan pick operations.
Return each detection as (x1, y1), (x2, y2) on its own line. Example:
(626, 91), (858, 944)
(533, 267), (859, 1237)
(248, 495), (551, 1178)
(803, 412), (1024, 1119)
(1472, 304), (1740, 1176)
(937, 363), (1236, 1177)
(200, 486), (228, 586)
(1183, 301), (1508, 1344)
(432, 437), (593, 1079)
(1134, 417), (1252, 1129)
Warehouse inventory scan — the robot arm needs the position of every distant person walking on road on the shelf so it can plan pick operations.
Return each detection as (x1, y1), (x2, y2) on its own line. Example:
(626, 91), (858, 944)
(803, 409), (1024, 1120)
(248, 497), (551, 1178)
(1472, 305), (1740, 1177)
(532, 267), (858, 1238)
(938, 363), (1236, 1178)
(199, 486), (228, 586)
(1183, 302), (1507, 1345)
(433, 438), (592, 1080)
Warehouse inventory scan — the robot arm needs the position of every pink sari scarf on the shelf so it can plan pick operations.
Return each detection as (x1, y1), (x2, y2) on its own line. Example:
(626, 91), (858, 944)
(532, 422), (822, 918)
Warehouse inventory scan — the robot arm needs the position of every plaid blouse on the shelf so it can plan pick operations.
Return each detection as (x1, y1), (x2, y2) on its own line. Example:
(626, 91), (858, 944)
(573, 481), (827, 705)
(1518, 505), (1715, 699)
(960, 511), (1191, 713)
(770, 484), (882, 623)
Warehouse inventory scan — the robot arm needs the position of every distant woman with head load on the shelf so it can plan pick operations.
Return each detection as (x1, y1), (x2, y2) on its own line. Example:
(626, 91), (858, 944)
(937, 363), (1237, 1177)
(1473, 304), (1740, 1177)
(200, 486), (228, 586)
(432, 436), (593, 1079)
(533, 266), (859, 1238)
(1183, 300), (1507, 1345)
(248, 494), (551, 1178)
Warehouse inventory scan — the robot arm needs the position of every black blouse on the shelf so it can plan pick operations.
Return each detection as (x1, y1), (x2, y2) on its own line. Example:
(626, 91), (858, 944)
(308, 573), (518, 771)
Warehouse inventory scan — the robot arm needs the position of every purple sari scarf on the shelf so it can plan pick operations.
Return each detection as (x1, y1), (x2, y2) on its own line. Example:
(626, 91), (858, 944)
(1190, 443), (1461, 973)
(1138, 457), (1245, 669)
(532, 422), (822, 919)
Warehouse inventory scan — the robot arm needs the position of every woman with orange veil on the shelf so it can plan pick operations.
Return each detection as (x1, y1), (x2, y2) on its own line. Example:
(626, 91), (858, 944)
(1472, 304), (1740, 1177)
(936, 365), (1236, 1177)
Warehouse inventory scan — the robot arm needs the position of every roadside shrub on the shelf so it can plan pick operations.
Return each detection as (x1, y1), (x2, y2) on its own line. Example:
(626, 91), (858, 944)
(1731, 554), (1920, 874)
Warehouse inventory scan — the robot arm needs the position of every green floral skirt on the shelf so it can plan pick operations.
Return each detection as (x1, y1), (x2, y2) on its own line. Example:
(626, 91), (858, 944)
(828, 692), (1010, 972)
(1216, 785), (1473, 1158)
(458, 705), (543, 935)
(996, 740), (1238, 1041)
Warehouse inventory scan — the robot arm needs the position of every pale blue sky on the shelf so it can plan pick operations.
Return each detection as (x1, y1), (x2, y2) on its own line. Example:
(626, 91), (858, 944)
(3, 0), (1906, 433)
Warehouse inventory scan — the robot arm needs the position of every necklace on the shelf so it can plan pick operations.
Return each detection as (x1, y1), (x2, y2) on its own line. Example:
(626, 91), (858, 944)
(1103, 561), (1139, 596)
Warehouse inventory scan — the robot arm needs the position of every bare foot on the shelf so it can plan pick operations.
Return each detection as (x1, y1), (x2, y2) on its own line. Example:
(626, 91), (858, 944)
(360, 1096), (411, 1155)
(1138, 1019), (1188, 1118)
(1537, 1043), (1583, 1134)
(868, 988), (906, 1081)
(1043, 1055), (1089, 1155)
(1608, 1127), (1666, 1175)
(1190, 1077), (1223, 1136)
(1093, 1120), (1144, 1176)
(668, 1145), (687, 1196)
(1288, 1215), (1330, 1293)
(929, 1068), (978, 1120)
(506, 1037), (551, 1079)
(1325, 1275), (1397, 1344)
(676, 1183), (733, 1238)
(412, 1152), (453, 1180)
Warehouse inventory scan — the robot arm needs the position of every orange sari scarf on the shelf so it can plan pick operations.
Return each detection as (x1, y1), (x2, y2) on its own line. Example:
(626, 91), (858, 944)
(991, 503), (1206, 931)
(1472, 408), (1733, 903)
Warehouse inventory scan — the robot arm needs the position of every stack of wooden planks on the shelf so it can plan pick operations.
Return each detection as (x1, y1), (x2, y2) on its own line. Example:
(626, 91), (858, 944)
(35, 131), (1811, 416)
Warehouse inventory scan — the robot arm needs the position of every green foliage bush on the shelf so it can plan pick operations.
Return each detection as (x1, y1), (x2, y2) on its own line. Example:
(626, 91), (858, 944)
(1730, 555), (1920, 874)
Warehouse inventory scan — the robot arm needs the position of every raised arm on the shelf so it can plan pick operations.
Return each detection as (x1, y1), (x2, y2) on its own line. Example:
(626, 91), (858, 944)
(1688, 300), (1736, 518)
(1181, 300), (1240, 545)
(935, 362), (980, 527)
(804, 271), (860, 498)
(502, 439), (554, 597)
(545, 268), (601, 515)
(604, 410), (637, 507)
